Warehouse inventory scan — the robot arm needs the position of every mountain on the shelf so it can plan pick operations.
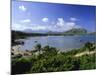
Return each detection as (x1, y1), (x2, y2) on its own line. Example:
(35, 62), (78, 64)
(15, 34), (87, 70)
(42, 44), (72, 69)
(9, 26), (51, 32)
(12, 28), (88, 36)
(23, 29), (34, 33)
(47, 31), (62, 34)
(45, 28), (88, 35)
(23, 29), (49, 33)
(64, 28), (87, 35)
(88, 32), (96, 35)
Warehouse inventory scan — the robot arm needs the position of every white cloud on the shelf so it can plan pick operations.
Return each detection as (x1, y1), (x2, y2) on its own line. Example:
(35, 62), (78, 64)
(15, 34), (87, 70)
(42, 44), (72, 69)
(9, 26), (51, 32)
(12, 23), (26, 31)
(55, 18), (81, 31)
(32, 26), (47, 30)
(19, 5), (27, 11)
(70, 17), (77, 21)
(20, 19), (31, 23)
(65, 22), (76, 30)
(66, 22), (75, 27)
(74, 25), (82, 29)
(12, 23), (48, 31)
(30, 24), (53, 31)
(57, 18), (64, 27)
(12, 17), (81, 32)
(42, 17), (49, 22)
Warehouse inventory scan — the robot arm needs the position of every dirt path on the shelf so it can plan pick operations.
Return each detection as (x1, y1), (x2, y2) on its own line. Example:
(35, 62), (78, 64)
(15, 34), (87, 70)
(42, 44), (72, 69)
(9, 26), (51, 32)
(74, 51), (95, 57)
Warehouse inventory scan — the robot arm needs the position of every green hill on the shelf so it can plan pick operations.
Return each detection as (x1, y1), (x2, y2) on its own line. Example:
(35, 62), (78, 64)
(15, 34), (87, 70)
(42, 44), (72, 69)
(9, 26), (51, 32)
(64, 28), (87, 35)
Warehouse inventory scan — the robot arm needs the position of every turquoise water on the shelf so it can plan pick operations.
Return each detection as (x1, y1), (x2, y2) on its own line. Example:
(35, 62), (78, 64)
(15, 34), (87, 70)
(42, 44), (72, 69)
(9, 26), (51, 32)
(19, 35), (96, 51)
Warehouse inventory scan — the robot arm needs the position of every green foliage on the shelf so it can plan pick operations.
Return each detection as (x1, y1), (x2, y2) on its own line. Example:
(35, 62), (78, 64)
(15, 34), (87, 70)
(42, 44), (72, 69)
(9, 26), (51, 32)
(85, 42), (93, 49)
(79, 54), (96, 70)
(34, 44), (42, 54)
(64, 28), (87, 35)
(42, 45), (58, 57)
(12, 42), (96, 74)
(84, 42), (95, 53)
(12, 58), (32, 74)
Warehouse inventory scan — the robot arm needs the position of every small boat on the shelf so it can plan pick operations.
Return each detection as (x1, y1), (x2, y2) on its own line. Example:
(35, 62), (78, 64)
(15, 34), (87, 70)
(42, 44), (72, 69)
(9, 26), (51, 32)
(21, 41), (24, 45)
(79, 39), (83, 42)
(35, 41), (38, 43)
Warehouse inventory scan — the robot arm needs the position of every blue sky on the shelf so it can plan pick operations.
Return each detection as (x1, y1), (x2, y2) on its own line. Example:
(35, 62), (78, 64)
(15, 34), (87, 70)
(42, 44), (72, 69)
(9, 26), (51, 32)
(12, 1), (96, 32)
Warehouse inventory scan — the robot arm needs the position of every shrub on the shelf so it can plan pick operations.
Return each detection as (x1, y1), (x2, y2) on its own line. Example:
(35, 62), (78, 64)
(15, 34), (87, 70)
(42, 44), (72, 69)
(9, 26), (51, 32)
(11, 58), (32, 74)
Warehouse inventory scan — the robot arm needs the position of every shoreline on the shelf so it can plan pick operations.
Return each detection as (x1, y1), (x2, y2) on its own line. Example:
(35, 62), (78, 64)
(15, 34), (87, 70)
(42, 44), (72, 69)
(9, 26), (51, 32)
(11, 42), (96, 58)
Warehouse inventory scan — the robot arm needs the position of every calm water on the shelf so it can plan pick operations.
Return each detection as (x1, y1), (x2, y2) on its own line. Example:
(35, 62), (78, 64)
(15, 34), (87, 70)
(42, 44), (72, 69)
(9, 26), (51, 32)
(19, 35), (96, 51)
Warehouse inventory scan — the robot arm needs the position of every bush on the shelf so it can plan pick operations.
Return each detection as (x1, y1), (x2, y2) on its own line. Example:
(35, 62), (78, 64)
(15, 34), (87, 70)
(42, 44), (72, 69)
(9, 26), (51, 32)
(11, 58), (32, 74)
(79, 54), (96, 70)
(11, 43), (96, 74)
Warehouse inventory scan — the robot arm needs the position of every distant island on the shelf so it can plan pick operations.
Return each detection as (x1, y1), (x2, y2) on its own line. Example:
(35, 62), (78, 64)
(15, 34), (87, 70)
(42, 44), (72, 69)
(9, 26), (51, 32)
(12, 28), (95, 39)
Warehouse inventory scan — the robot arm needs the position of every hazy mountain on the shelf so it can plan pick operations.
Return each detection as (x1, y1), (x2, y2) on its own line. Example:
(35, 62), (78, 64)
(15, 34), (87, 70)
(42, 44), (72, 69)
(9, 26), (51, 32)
(64, 28), (87, 35)
(88, 32), (96, 35)
(23, 29), (49, 33)
(13, 28), (91, 35)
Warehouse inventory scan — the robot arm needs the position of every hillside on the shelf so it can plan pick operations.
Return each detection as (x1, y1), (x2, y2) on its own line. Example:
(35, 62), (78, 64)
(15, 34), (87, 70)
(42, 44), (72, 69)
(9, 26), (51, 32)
(11, 28), (88, 41)
(64, 28), (87, 35)
(88, 32), (96, 35)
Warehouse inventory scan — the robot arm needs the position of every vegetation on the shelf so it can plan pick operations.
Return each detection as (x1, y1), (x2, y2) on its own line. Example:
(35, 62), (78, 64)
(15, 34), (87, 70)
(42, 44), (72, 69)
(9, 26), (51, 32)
(11, 42), (96, 74)
(34, 44), (42, 55)
(64, 28), (87, 35)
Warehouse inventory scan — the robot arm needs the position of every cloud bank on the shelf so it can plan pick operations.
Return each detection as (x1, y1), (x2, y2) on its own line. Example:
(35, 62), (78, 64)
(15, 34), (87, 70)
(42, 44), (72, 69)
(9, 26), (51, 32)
(12, 17), (82, 32)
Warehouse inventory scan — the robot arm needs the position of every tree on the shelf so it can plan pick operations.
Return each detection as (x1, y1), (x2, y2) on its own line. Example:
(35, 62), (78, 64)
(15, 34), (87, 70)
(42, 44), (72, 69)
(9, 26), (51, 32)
(42, 45), (58, 57)
(85, 42), (93, 54)
(35, 44), (42, 55)
(12, 58), (32, 74)
(42, 45), (50, 52)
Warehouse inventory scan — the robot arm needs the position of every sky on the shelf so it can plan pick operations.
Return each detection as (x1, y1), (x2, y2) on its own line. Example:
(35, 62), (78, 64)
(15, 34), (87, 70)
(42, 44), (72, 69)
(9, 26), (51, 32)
(12, 0), (96, 32)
